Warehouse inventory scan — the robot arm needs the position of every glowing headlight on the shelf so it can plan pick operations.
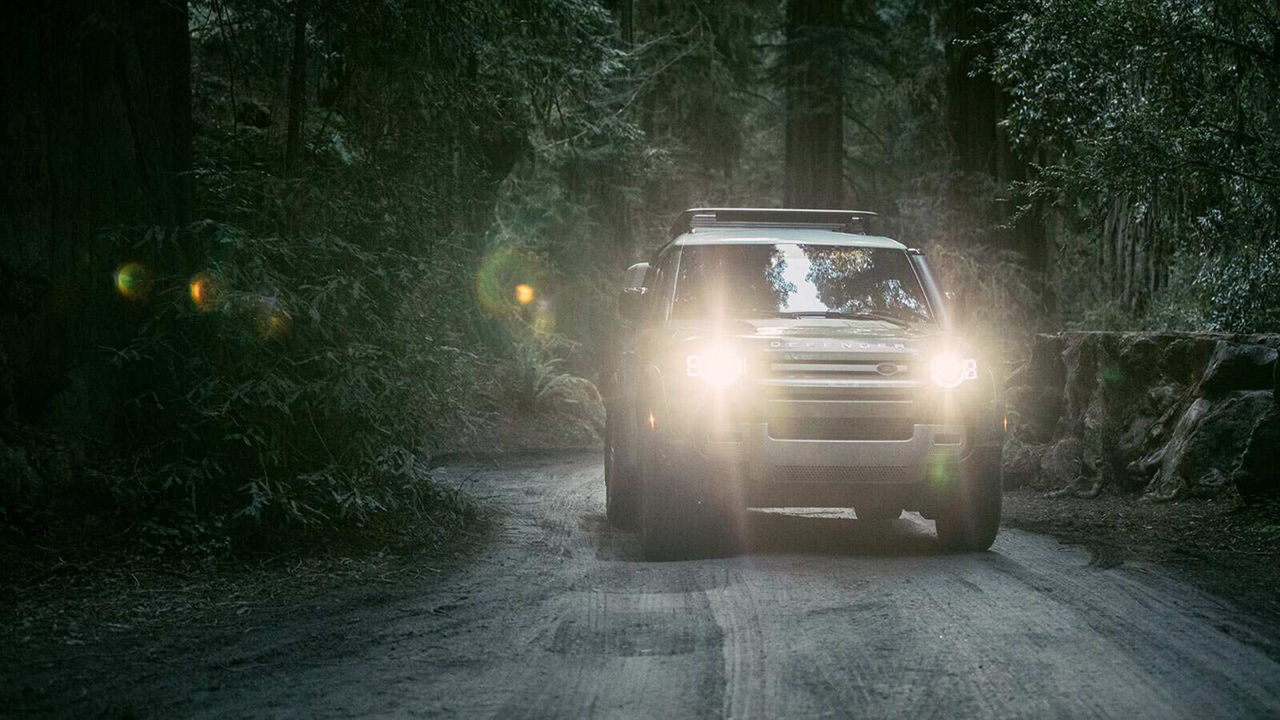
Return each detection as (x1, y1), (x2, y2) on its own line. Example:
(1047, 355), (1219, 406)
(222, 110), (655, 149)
(687, 348), (745, 388)
(930, 352), (978, 389)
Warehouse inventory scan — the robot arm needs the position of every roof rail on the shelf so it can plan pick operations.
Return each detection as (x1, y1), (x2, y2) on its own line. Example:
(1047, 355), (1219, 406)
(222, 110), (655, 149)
(669, 207), (878, 239)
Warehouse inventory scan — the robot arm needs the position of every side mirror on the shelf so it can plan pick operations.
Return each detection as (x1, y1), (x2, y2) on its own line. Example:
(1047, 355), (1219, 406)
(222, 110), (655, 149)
(623, 262), (649, 290)
(618, 262), (651, 322)
(618, 287), (649, 321)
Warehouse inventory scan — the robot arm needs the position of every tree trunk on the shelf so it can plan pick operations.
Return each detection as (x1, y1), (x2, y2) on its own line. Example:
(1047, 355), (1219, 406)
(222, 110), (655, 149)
(604, 0), (633, 46)
(784, 0), (843, 209)
(284, 0), (309, 178)
(944, 0), (1046, 270)
(0, 0), (192, 429)
(944, 0), (999, 177)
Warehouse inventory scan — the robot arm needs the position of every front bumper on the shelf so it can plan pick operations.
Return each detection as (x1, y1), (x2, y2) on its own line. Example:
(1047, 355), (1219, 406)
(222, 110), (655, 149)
(649, 413), (1001, 511)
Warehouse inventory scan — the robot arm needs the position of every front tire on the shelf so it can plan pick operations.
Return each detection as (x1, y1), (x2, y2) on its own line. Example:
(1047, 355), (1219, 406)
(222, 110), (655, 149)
(604, 411), (638, 529)
(638, 435), (711, 561)
(935, 452), (1002, 552)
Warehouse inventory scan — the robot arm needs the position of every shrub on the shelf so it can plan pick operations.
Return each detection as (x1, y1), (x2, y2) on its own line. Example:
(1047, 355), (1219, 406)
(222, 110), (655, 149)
(923, 241), (1040, 361)
(500, 330), (604, 428)
(93, 223), (486, 543)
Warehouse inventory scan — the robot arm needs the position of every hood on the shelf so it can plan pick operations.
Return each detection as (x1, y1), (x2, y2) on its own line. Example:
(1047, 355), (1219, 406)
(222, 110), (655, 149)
(666, 318), (954, 355)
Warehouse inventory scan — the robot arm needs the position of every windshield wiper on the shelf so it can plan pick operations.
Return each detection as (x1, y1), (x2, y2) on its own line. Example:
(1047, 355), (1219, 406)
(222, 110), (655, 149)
(771, 310), (910, 327)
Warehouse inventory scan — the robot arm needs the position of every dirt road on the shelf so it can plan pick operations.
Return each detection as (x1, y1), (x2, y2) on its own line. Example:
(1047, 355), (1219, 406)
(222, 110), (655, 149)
(10, 451), (1280, 718)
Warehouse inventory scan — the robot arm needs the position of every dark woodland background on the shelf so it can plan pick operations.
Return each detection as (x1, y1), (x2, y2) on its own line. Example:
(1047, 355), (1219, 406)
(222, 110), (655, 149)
(2, 0), (1277, 551)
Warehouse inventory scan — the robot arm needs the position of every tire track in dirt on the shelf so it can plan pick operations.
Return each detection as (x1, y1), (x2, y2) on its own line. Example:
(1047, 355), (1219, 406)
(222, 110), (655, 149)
(355, 453), (1280, 718)
(44, 450), (1278, 719)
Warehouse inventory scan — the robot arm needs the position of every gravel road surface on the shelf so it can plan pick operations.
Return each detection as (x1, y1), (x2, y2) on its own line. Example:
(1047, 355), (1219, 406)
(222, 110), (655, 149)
(11, 451), (1280, 718)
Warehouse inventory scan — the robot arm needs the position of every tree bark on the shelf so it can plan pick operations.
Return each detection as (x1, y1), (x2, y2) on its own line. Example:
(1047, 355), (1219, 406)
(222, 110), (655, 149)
(784, 0), (843, 209)
(0, 0), (192, 427)
(284, 0), (309, 178)
(944, 0), (1047, 270)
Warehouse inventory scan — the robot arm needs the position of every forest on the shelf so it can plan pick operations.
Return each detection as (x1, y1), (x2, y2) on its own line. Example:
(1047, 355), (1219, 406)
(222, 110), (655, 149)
(2, 0), (1278, 550)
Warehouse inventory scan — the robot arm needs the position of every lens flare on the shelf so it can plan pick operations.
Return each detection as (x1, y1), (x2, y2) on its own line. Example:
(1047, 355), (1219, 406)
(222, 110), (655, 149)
(188, 272), (221, 311)
(254, 295), (291, 338)
(477, 248), (560, 336)
(1101, 362), (1124, 385)
(925, 450), (955, 488)
(114, 262), (151, 301)
(929, 352), (978, 389)
(476, 247), (548, 318)
(687, 346), (746, 387)
(532, 299), (556, 334)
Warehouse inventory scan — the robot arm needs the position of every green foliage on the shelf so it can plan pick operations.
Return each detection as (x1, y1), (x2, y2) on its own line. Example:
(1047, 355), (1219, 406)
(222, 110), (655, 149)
(35, 0), (637, 546)
(986, 0), (1280, 332)
(924, 240), (1040, 358)
(501, 333), (604, 427)
(99, 225), (485, 537)
(13, 0), (1280, 555)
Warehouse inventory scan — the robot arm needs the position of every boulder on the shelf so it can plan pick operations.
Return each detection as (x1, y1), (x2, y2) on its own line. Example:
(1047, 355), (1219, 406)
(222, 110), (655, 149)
(1004, 386), (1036, 437)
(1143, 391), (1274, 500)
(1038, 436), (1082, 491)
(1006, 332), (1277, 500)
(1004, 361), (1030, 390)
(1198, 342), (1277, 397)
(1002, 434), (1048, 489)
(1234, 360), (1280, 501)
(1060, 333), (1105, 437)
(1029, 334), (1065, 388)
(1158, 337), (1217, 386)
(1002, 408), (1032, 443)
(1234, 406), (1280, 501)
(1030, 385), (1064, 440)
(1118, 335), (1161, 385)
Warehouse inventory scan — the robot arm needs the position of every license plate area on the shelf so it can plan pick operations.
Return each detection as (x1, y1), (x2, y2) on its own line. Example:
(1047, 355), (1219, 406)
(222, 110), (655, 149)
(767, 418), (914, 441)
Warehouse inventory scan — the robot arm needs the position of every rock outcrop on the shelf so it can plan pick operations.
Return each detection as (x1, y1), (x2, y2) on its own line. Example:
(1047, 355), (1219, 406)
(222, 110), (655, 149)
(1002, 332), (1280, 501)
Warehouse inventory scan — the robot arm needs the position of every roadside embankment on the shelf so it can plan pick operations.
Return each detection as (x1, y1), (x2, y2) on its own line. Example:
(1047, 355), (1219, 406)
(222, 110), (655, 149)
(1003, 332), (1280, 500)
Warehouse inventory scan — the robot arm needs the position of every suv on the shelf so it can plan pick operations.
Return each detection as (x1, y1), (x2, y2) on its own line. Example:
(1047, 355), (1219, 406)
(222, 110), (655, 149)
(604, 208), (1003, 560)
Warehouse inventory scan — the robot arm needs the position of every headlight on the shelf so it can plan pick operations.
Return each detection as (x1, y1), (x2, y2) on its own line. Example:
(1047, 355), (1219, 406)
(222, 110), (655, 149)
(930, 351), (978, 389)
(687, 347), (745, 388)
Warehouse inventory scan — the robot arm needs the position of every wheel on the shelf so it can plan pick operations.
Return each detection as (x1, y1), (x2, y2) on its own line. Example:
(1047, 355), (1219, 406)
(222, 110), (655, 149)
(935, 452), (1002, 552)
(604, 411), (639, 529)
(856, 503), (902, 521)
(638, 435), (708, 561)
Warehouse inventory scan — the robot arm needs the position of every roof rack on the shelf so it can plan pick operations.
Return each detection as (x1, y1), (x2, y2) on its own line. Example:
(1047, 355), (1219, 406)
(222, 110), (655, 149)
(669, 207), (878, 239)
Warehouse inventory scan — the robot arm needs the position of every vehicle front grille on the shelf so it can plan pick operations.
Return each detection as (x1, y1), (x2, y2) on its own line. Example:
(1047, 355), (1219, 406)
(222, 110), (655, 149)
(770, 465), (913, 485)
(764, 385), (914, 402)
(768, 357), (914, 380)
(767, 418), (914, 441)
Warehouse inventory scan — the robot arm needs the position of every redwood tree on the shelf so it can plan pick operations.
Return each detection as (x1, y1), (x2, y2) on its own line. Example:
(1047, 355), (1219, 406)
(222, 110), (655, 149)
(783, 0), (843, 209)
(0, 0), (193, 428)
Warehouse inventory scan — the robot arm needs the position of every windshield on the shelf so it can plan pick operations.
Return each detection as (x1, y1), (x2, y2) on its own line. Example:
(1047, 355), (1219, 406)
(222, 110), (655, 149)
(669, 243), (934, 325)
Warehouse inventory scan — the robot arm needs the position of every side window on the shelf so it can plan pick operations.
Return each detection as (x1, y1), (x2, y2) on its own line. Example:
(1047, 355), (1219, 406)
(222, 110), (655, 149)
(649, 249), (680, 321)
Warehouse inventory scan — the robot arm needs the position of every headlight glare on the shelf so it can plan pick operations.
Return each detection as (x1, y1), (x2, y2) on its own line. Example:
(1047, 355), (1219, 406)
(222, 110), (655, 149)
(930, 352), (978, 389)
(687, 348), (745, 388)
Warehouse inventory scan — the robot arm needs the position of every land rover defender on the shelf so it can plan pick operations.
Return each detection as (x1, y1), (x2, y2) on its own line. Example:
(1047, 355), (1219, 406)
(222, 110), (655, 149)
(604, 208), (1003, 560)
